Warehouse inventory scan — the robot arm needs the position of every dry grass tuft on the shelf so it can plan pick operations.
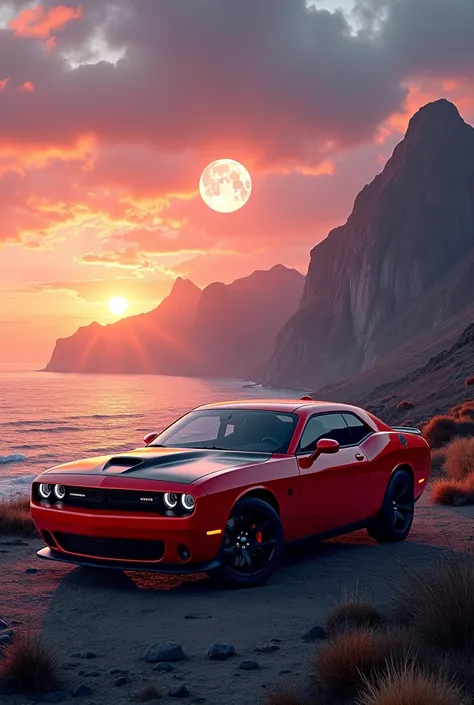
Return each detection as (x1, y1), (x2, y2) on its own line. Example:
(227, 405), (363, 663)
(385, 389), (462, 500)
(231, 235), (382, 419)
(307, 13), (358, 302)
(0, 495), (37, 537)
(443, 437), (474, 481)
(356, 658), (469, 705)
(398, 401), (414, 411)
(326, 589), (384, 637)
(465, 377), (474, 387)
(0, 633), (59, 695)
(315, 627), (416, 697)
(422, 415), (474, 449)
(266, 685), (305, 705)
(135, 683), (162, 701)
(395, 551), (474, 654)
(431, 479), (470, 505)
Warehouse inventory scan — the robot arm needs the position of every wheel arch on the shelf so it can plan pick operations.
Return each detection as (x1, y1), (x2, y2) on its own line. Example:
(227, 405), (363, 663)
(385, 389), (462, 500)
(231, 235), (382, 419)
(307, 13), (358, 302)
(234, 487), (280, 516)
(391, 463), (414, 484)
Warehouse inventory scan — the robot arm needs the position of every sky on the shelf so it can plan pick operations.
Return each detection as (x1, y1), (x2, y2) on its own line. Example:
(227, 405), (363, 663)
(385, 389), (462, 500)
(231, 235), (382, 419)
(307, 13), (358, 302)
(1, 0), (474, 363)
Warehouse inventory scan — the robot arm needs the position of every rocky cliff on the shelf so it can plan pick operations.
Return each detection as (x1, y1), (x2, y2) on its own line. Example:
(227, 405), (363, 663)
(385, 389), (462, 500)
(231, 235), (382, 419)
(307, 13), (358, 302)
(263, 99), (474, 389)
(45, 265), (304, 377)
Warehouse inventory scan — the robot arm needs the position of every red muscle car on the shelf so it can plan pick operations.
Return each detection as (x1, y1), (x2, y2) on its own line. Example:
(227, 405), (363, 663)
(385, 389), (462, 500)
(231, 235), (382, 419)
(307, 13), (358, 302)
(30, 398), (430, 587)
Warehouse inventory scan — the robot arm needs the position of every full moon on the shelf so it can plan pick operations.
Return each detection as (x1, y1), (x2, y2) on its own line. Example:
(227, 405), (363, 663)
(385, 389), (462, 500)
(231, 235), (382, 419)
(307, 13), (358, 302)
(199, 159), (252, 213)
(108, 296), (128, 316)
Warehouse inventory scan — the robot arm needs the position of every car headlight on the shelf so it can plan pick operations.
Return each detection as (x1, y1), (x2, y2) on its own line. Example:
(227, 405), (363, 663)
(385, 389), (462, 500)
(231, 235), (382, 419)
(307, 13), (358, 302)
(181, 494), (195, 512)
(54, 485), (66, 500)
(163, 492), (179, 509)
(39, 483), (52, 499)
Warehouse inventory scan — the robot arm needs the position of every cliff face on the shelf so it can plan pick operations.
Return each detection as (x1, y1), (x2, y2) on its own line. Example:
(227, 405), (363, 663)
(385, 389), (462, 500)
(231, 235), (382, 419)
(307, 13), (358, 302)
(264, 99), (474, 389)
(45, 265), (304, 377)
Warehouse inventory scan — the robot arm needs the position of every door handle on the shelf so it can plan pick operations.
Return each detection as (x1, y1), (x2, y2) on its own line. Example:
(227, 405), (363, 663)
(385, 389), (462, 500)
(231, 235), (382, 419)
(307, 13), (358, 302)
(355, 453), (365, 461)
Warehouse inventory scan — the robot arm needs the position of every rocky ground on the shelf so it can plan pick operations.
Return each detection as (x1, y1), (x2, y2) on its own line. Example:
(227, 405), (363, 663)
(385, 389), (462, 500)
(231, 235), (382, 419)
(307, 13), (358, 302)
(1, 492), (473, 704)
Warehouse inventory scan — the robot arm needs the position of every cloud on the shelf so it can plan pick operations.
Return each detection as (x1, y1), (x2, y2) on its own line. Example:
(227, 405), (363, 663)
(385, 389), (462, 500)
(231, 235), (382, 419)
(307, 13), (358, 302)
(8, 3), (82, 38)
(1, 0), (474, 262)
(23, 276), (176, 304)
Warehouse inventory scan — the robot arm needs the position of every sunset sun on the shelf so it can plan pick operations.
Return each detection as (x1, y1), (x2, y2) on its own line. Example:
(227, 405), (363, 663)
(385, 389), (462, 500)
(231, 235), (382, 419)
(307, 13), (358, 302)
(108, 296), (128, 316)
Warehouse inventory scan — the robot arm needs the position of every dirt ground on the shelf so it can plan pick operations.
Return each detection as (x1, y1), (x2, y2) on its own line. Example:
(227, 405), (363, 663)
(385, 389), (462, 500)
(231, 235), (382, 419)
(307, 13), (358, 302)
(1, 493), (473, 705)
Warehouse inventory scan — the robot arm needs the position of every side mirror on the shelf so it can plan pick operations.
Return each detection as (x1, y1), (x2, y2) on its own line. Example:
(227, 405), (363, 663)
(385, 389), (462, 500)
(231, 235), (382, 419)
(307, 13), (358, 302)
(143, 432), (158, 446)
(298, 438), (340, 469)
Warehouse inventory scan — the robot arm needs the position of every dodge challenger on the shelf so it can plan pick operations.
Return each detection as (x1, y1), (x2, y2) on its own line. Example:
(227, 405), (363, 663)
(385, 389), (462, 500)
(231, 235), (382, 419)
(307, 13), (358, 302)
(30, 398), (430, 587)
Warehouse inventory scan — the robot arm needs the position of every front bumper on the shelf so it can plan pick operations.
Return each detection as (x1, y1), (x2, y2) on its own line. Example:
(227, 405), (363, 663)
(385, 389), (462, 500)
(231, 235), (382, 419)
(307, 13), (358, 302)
(30, 500), (224, 570)
(37, 546), (220, 574)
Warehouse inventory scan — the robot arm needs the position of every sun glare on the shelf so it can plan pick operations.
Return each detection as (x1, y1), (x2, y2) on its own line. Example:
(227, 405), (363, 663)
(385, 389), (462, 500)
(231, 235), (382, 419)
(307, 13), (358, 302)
(108, 296), (128, 316)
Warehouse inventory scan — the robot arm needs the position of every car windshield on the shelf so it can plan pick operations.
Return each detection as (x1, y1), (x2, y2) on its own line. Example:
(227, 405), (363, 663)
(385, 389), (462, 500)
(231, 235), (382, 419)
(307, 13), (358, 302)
(150, 409), (298, 453)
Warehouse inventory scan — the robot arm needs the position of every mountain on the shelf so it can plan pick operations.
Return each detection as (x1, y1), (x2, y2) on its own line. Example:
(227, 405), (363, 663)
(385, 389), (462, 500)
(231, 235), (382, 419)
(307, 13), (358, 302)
(44, 265), (305, 377)
(189, 265), (305, 377)
(45, 277), (202, 375)
(263, 99), (474, 390)
(352, 322), (474, 427)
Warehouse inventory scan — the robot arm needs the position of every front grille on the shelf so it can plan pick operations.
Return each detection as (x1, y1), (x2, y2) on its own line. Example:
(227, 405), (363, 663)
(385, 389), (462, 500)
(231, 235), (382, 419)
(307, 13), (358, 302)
(63, 486), (161, 513)
(54, 532), (164, 561)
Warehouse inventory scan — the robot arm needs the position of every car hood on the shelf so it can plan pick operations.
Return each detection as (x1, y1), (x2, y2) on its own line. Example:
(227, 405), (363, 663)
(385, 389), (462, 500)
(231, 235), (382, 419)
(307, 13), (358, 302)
(42, 447), (271, 485)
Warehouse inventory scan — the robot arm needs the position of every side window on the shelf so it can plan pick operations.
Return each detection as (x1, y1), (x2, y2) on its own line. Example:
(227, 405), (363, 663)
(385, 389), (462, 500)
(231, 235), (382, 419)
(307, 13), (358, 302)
(343, 413), (373, 445)
(298, 413), (353, 453)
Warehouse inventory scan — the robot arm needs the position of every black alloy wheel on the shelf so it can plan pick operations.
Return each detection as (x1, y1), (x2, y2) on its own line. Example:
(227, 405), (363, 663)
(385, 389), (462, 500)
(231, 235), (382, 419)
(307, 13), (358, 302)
(367, 469), (415, 543)
(207, 497), (284, 588)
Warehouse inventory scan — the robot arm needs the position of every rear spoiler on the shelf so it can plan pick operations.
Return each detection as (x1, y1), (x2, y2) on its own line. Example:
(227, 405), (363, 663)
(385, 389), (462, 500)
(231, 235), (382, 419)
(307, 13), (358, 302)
(392, 426), (422, 436)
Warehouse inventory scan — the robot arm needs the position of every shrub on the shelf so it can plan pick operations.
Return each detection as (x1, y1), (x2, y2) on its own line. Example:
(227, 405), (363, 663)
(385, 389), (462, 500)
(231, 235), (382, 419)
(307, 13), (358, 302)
(465, 377), (474, 386)
(395, 551), (474, 654)
(451, 401), (474, 420)
(398, 401), (414, 411)
(430, 449), (446, 478)
(0, 495), (37, 537)
(443, 437), (474, 481)
(356, 658), (468, 705)
(135, 684), (161, 701)
(315, 627), (417, 697)
(431, 479), (466, 505)
(326, 589), (384, 636)
(422, 415), (474, 449)
(266, 686), (305, 705)
(0, 633), (59, 695)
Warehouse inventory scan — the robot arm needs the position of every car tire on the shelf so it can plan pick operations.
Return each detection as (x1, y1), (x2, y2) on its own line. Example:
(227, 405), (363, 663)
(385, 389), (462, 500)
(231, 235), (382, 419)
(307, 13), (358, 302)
(366, 469), (415, 543)
(207, 497), (284, 588)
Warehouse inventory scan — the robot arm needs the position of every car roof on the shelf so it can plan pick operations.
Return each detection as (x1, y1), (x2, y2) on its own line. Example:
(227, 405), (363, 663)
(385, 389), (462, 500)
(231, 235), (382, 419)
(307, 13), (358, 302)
(195, 399), (365, 415)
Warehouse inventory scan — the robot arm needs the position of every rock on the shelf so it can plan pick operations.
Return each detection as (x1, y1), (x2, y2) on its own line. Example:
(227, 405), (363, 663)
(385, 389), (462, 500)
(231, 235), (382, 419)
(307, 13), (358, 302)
(110, 669), (127, 675)
(303, 625), (327, 641)
(25, 567), (39, 574)
(42, 692), (69, 703)
(153, 663), (174, 672)
(169, 684), (190, 698)
(72, 651), (97, 659)
(85, 671), (100, 677)
(73, 684), (93, 697)
(208, 644), (235, 660)
(10, 620), (22, 626)
(142, 643), (184, 663)
(254, 644), (279, 654)
(239, 660), (259, 671)
(113, 677), (128, 687)
(0, 620), (7, 629)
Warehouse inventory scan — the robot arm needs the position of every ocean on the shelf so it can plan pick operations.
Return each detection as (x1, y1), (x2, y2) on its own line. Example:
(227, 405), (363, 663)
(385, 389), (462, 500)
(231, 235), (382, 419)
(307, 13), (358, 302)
(0, 363), (298, 498)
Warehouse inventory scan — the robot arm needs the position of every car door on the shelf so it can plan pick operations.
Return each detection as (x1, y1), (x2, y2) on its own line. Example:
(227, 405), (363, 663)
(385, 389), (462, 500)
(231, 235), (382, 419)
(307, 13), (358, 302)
(296, 412), (370, 538)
